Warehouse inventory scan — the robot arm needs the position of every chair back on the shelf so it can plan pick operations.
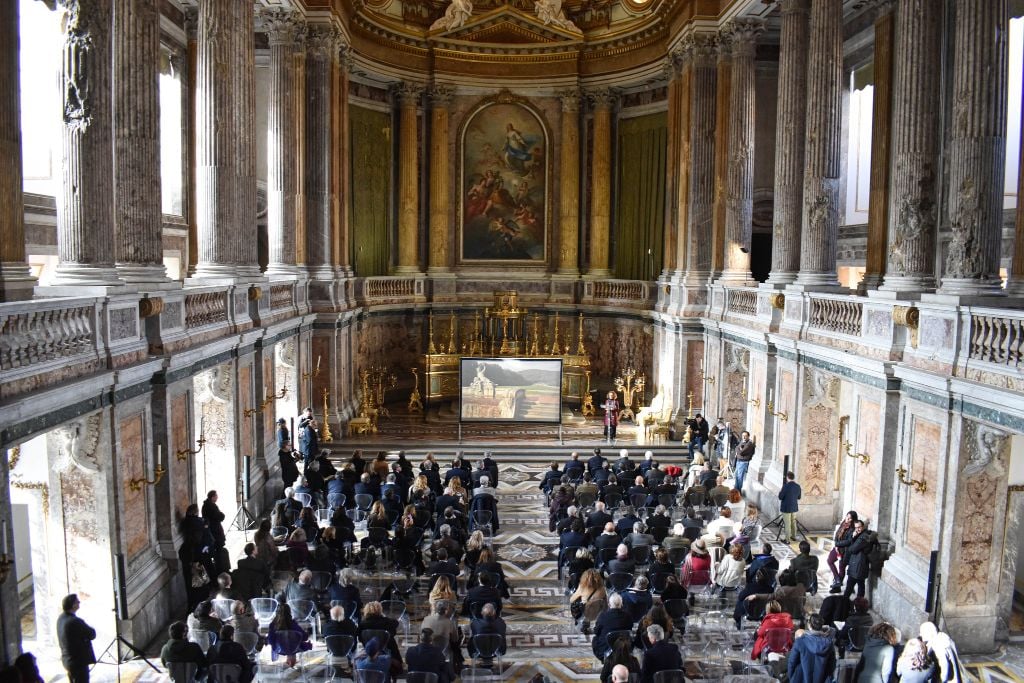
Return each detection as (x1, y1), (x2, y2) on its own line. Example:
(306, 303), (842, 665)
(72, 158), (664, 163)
(310, 570), (333, 592)
(360, 628), (392, 653)
(233, 631), (259, 657)
(472, 633), (505, 658)
(367, 526), (390, 545)
(471, 509), (493, 528)
(683, 568), (711, 589)
(355, 494), (374, 511)
(686, 487), (706, 507)
(629, 493), (648, 509)
(211, 599), (235, 622)
(288, 598), (317, 623)
(576, 491), (597, 508)
(603, 492), (622, 509)
(325, 634), (356, 657)
(650, 571), (670, 594)
(354, 671), (386, 683)
(653, 670), (687, 683)
(167, 661), (198, 683)
(317, 508), (334, 525)
(381, 599), (407, 622)
(597, 547), (618, 569)
(630, 544), (652, 565)
(662, 598), (689, 625)
(606, 572), (634, 593)
(273, 628), (306, 655)
(327, 492), (347, 510)
(683, 526), (703, 542)
(763, 627), (793, 656)
(208, 664), (243, 683)
(270, 525), (291, 541)
(407, 673), (440, 683)
(604, 629), (633, 656)
(667, 546), (689, 567)
(848, 624), (871, 652)
(189, 629), (217, 654)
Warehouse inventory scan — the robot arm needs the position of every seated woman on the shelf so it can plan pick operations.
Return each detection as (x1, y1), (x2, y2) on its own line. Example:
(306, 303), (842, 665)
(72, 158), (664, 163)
(714, 544), (746, 595)
(285, 528), (311, 568)
(187, 600), (223, 636)
(599, 637), (640, 683)
(429, 575), (458, 612)
(570, 568), (607, 634)
(298, 507), (320, 543)
(648, 547), (675, 581)
(463, 530), (486, 571)
(634, 604), (673, 650)
(358, 601), (404, 671)
(567, 548), (596, 593)
(681, 539), (713, 602)
(472, 547), (510, 598)
(267, 603), (311, 667)
(751, 600), (794, 660)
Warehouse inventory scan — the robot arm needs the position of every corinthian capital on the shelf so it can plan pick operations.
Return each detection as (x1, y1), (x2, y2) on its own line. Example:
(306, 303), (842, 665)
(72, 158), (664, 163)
(395, 82), (425, 106)
(681, 32), (718, 68)
(306, 24), (343, 60)
(258, 8), (305, 46)
(559, 88), (582, 112)
(587, 88), (617, 111)
(724, 18), (764, 58)
(429, 85), (455, 107)
(777, 0), (811, 16)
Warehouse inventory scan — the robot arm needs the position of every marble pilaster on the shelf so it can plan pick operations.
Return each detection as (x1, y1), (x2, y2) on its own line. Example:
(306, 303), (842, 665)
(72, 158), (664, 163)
(261, 9), (304, 277)
(184, 9), (198, 275)
(662, 57), (680, 277)
(794, 0), (843, 288)
(395, 84), (423, 274)
(681, 33), (718, 288)
(558, 90), (582, 274)
(52, 0), (121, 286)
(113, 0), (169, 284)
(673, 50), (692, 281)
(335, 50), (352, 277)
(711, 41), (732, 278)
(766, 0), (810, 286)
(939, 0), (1009, 295)
(428, 86), (454, 273)
(588, 89), (616, 277)
(303, 25), (339, 280)
(0, 1), (36, 300)
(861, 0), (896, 292)
(717, 19), (762, 285)
(879, 0), (942, 294)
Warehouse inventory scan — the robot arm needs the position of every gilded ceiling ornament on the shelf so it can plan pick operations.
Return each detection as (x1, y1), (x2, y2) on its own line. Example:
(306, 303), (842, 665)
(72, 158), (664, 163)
(430, 0), (474, 32)
(534, 0), (579, 32)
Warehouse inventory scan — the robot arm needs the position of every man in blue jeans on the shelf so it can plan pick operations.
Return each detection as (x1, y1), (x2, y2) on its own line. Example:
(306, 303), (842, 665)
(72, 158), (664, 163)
(733, 431), (755, 493)
(778, 471), (802, 542)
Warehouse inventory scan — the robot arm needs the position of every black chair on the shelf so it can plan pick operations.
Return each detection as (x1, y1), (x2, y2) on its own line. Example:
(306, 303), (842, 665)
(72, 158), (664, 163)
(604, 629), (633, 657)
(662, 598), (689, 635)
(629, 494), (648, 510)
(360, 629), (392, 655)
(682, 526), (702, 542)
(653, 670), (686, 683)
(667, 546), (689, 567)
(630, 544), (652, 568)
(407, 673), (440, 683)
(848, 625), (871, 653)
(471, 633), (506, 670)
(354, 494), (374, 512)
(650, 572), (670, 595)
(604, 492), (623, 509)
(597, 547), (618, 569)
(685, 487), (706, 508)
(606, 572), (634, 593)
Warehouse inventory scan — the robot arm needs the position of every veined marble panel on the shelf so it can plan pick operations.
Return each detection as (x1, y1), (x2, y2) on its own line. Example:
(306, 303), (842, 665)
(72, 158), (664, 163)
(905, 416), (940, 559)
(120, 413), (149, 560)
(171, 393), (191, 517)
(854, 398), (880, 522)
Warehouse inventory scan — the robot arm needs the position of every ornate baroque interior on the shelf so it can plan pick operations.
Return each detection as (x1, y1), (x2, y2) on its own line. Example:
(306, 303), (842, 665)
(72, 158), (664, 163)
(2, 0), (1024, 670)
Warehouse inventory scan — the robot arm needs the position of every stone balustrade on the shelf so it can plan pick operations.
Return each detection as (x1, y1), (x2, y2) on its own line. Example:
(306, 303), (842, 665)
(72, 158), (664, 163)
(727, 288), (759, 316)
(808, 294), (864, 336)
(968, 309), (1024, 367)
(358, 276), (425, 305)
(184, 290), (229, 329)
(582, 279), (654, 309)
(0, 299), (98, 371)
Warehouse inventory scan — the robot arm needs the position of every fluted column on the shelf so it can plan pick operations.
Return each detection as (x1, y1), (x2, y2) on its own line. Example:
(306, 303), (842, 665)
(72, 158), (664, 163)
(673, 50), (692, 277)
(335, 50), (352, 275)
(232, 0), (259, 278)
(939, 0), (1009, 295)
(717, 19), (762, 285)
(558, 90), (582, 274)
(766, 0), (810, 286)
(877, 0), (941, 293)
(588, 89), (615, 277)
(711, 38), (732, 277)
(428, 86), (454, 272)
(0, 1), (36, 300)
(261, 9), (303, 276)
(662, 57), (680, 277)
(794, 0), (843, 288)
(303, 25), (337, 280)
(52, 0), (120, 286)
(185, 9), (198, 275)
(396, 84), (423, 274)
(682, 33), (718, 285)
(112, 0), (168, 283)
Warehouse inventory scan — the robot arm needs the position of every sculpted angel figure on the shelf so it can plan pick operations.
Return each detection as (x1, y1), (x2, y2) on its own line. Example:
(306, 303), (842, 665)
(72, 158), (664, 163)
(534, 0), (579, 31)
(431, 0), (473, 32)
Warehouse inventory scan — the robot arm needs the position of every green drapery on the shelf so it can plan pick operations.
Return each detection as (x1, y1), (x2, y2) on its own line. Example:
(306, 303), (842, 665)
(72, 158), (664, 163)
(350, 105), (392, 276)
(614, 112), (667, 280)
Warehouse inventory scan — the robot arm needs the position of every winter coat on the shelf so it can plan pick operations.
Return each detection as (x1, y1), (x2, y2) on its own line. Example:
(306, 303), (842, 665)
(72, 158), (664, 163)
(854, 637), (896, 683)
(787, 630), (836, 683)
(837, 531), (872, 579)
(751, 611), (794, 660)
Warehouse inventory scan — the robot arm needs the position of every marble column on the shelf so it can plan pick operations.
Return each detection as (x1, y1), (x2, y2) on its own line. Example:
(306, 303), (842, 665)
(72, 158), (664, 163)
(673, 51), (692, 277)
(717, 19), (762, 285)
(766, 0), (810, 286)
(261, 9), (303, 277)
(879, 0), (942, 293)
(662, 58), (680, 277)
(52, 0), (120, 286)
(711, 39), (732, 277)
(335, 50), (352, 276)
(303, 25), (338, 280)
(939, 0), (1009, 295)
(558, 90), (582, 274)
(861, 0), (896, 292)
(293, 39), (307, 267)
(113, 0), (168, 284)
(396, 84), (423, 274)
(185, 9), (198, 275)
(588, 89), (616, 277)
(794, 0), (843, 288)
(0, 1), (36, 300)
(682, 33), (718, 286)
(193, 0), (255, 280)
(428, 86), (454, 272)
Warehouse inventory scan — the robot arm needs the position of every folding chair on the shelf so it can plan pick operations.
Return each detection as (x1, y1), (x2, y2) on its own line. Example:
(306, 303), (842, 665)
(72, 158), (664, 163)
(167, 662), (198, 683)
(471, 633), (506, 672)
(250, 597), (278, 631)
(208, 664), (243, 683)
(653, 671), (686, 683)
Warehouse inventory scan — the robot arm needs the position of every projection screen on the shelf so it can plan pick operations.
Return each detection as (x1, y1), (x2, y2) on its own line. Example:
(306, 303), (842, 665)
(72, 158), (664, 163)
(459, 358), (563, 424)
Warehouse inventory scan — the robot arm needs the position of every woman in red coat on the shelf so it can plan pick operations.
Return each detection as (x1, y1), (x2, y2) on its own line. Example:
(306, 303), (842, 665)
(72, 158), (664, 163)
(751, 600), (794, 660)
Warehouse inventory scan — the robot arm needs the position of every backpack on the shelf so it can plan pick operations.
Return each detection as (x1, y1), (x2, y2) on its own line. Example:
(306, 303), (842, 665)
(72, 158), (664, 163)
(866, 532), (884, 573)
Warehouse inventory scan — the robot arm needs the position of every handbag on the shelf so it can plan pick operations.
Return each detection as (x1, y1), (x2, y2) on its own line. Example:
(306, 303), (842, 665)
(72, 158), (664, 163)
(570, 597), (584, 620)
(190, 561), (209, 588)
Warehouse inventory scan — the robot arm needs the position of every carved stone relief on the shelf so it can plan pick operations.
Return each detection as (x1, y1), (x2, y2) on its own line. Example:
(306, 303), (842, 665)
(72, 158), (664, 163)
(945, 176), (983, 278)
(52, 413), (103, 473)
(276, 338), (296, 368)
(196, 365), (233, 404)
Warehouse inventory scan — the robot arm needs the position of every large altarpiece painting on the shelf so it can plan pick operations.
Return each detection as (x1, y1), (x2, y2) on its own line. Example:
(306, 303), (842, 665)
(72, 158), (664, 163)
(460, 98), (548, 262)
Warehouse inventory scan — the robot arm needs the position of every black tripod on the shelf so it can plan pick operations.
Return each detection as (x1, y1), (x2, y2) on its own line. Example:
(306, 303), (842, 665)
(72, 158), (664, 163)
(93, 615), (160, 681)
(231, 500), (258, 539)
(764, 512), (811, 543)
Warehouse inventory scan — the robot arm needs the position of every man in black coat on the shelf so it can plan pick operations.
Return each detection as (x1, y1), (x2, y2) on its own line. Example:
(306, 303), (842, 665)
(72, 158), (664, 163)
(322, 604), (359, 639)
(405, 628), (454, 683)
(232, 543), (271, 601)
(585, 501), (613, 530)
(57, 594), (96, 683)
(563, 452), (585, 479)
(207, 625), (254, 683)
(837, 519), (872, 599)
(468, 603), (507, 658)
(592, 593), (634, 659)
(278, 441), (300, 489)
(539, 462), (563, 493)
(587, 448), (606, 474)
(640, 623), (682, 683)
(354, 472), (381, 503)
(463, 571), (503, 616)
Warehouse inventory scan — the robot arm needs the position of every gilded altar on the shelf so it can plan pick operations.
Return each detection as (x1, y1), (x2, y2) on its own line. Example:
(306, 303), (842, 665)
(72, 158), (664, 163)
(422, 291), (592, 408)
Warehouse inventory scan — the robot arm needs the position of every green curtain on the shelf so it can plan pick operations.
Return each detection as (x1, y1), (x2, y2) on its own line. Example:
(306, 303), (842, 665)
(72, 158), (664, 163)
(614, 112), (667, 280)
(350, 105), (392, 276)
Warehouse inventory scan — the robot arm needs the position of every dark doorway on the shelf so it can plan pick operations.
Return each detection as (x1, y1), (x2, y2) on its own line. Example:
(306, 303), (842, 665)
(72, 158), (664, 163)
(751, 233), (772, 283)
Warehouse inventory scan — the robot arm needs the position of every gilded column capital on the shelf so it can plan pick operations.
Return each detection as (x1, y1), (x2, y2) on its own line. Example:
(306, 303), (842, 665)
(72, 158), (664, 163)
(395, 82), (425, 107)
(559, 89), (582, 112)
(305, 24), (343, 60)
(586, 88), (617, 111)
(429, 85), (455, 108)
(257, 8), (305, 46)
(723, 18), (763, 58)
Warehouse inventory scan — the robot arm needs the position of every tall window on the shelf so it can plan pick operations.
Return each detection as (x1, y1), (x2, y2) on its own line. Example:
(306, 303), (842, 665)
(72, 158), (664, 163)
(18, 0), (61, 197)
(159, 49), (184, 216)
(1005, 17), (1023, 209)
(844, 67), (873, 227)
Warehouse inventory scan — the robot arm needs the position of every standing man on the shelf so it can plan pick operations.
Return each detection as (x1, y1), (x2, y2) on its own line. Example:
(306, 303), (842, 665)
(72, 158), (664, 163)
(778, 471), (802, 543)
(57, 594), (96, 683)
(602, 391), (620, 444)
(733, 431), (755, 493)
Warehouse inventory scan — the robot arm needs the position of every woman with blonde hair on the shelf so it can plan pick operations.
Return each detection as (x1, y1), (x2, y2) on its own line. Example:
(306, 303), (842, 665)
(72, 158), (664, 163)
(409, 474), (434, 508)
(448, 476), (468, 504)
(367, 501), (389, 529)
(895, 638), (936, 683)
(569, 568), (607, 634)
(464, 530), (486, 569)
(688, 454), (706, 488)
(714, 543), (746, 594)
(429, 574), (457, 611)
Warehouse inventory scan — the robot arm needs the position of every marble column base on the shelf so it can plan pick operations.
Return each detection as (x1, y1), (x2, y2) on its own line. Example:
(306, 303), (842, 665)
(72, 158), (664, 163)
(51, 263), (122, 287)
(586, 268), (612, 278)
(857, 272), (884, 294)
(116, 263), (172, 285)
(715, 270), (757, 287)
(1006, 279), (1024, 297)
(763, 272), (797, 288)
(792, 271), (840, 289)
(265, 264), (303, 278)
(393, 265), (424, 275)
(0, 263), (38, 302)
(878, 273), (935, 295)
(937, 276), (1006, 297)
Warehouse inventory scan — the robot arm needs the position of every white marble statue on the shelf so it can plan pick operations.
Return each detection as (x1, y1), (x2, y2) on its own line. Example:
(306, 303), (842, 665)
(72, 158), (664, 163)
(534, 0), (579, 31)
(431, 0), (473, 32)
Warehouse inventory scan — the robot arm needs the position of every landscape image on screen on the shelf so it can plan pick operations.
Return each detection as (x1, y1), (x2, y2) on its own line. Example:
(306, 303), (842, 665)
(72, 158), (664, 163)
(459, 358), (562, 423)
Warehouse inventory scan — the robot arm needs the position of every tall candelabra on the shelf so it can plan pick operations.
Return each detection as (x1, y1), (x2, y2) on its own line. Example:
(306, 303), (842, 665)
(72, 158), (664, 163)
(364, 364), (398, 418)
(320, 388), (334, 442)
(613, 367), (646, 423)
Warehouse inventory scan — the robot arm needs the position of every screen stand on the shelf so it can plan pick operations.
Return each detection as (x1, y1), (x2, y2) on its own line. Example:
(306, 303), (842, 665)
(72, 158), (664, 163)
(559, 423), (563, 445)
(458, 422), (463, 444)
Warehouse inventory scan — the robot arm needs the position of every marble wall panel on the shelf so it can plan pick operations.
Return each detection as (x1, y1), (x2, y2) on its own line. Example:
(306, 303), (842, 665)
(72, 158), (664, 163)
(776, 369), (795, 461)
(170, 393), (191, 518)
(263, 354), (275, 446)
(905, 417), (940, 559)
(239, 364), (253, 456)
(587, 319), (653, 386)
(722, 342), (749, 431)
(686, 340), (705, 409)
(854, 398), (881, 523)
(747, 355), (765, 443)
(119, 414), (149, 560)
(799, 368), (839, 501)
(60, 466), (112, 611)
(705, 340), (722, 419)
